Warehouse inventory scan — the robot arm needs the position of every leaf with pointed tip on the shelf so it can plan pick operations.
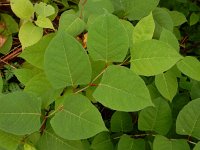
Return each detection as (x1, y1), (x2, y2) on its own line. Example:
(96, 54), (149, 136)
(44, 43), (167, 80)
(35, 16), (54, 29)
(93, 65), (153, 112)
(168, 11), (187, 26)
(34, 2), (55, 17)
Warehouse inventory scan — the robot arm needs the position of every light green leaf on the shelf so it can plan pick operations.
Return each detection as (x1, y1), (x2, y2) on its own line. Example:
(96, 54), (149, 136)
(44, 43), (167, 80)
(155, 71), (178, 101)
(36, 129), (84, 150)
(87, 13), (129, 63)
(190, 13), (199, 26)
(20, 33), (54, 69)
(14, 68), (35, 85)
(168, 11), (187, 26)
(176, 98), (200, 139)
(58, 13), (85, 37)
(51, 94), (107, 140)
(130, 40), (182, 76)
(117, 135), (145, 150)
(110, 111), (133, 132)
(0, 91), (41, 135)
(90, 132), (114, 150)
(153, 135), (190, 150)
(34, 2), (55, 17)
(133, 12), (155, 43)
(138, 97), (172, 135)
(93, 65), (153, 112)
(177, 56), (200, 81)
(44, 32), (92, 89)
(19, 22), (43, 49)
(24, 144), (36, 150)
(0, 129), (22, 150)
(160, 28), (179, 52)
(10, 0), (34, 20)
(194, 142), (200, 150)
(35, 16), (54, 29)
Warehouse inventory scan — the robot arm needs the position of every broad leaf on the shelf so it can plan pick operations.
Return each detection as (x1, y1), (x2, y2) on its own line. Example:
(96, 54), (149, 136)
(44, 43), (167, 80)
(176, 98), (200, 139)
(34, 2), (55, 17)
(168, 11), (187, 26)
(87, 13), (129, 63)
(14, 68), (35, 85)
(131, 40), (182, 76)
(155, 71), (178, 101)
(0, 92), (41, 135)
(138, 97), (172, 135)
(190, 13), (199, 26)
(10, 0), (34, 19)
(35, 16), (54, 29)
(117, 135), (145, 150)
(51, 94), (107, 140)
(58, 13), (85, 37)
(110, 111), (133, 132)
(93, 65), (153, 112)
(177, 56), (200, 81)
(133, 12), (155, 43)
(153, 135), (190, 150)
(19, 22), (43, 49)
(194, 142), (200, 150)
(44, 32), (92, 89)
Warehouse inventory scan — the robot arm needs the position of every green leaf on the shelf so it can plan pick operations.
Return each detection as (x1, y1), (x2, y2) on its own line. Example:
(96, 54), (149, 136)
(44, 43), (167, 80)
(90, 132), (114, 150)
(177, 56), (200, 81)
(87, 13), (129, 63)
(44, 32), (92, 89)
(153, 135), (190, 150)
(117, 135), (145, 150)
(190, 13), (199, 26)
(24, 144), (36, 150)
(194, 142), (200, 150)
(130, 40), (182, 76)
(0, 91), (41, 135)
(176, 98), (200, 139)
(34, 2), (55, 17)
(160, 28), (179, 52)
(36, 129), (84, 150)
(0, 76), (3, 93)
(50, 94), (107, 140)
(168, 11), (187, 26)
(190, 80), (200, 99)
(138, 97), (172, 135)
(0, 129), (22, 150)
(110, 111), (133, 132)
(0, 35), (12, 54)
(93, 65), (153, 112)
(19, 22), (43, 49)
(14, 68), (35, 85)
(1, 13), (18, 34)
(35, 16), (54, 29)
(133, 12), (155, 43)
(10, 0), (34, 19)
(155, 71), (178, 101)
(58, 13), (85, 37)
(20, 33), (54, 69)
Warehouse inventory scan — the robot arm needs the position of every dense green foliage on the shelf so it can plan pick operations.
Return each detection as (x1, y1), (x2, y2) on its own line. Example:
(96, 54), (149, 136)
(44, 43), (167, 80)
(0, 0), (200, 149)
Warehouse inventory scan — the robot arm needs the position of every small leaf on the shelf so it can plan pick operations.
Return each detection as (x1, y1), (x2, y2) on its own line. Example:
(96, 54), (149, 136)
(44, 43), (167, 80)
(87, 13), (129, 63)
(34, 2), (55, 17)
(10, 0), (34, 19)
(51, 94), (107, 140)
(0, 35), (12, 54)
(177, 56), (200, 81)
(19, 22), (43, 49)
(133, 12), (155, 43)
(44, 32), (92, 89)
(35, 16), (54, 29)
(110, 111), (133, 132)
(0, 91), (41, 135)
(176, 98), (200, 140)
(131, 40), (182, 76)
(153, 135), (190, 150)
(138, 97), (172, 135)
(93, 65), (153, 112)
(168, 11), (187, 26)
(117, 135), (145, 150)
(190, 13), (199, 26)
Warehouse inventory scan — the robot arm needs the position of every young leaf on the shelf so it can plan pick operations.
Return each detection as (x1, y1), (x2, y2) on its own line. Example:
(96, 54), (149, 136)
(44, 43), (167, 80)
(138, 97), (172, 135)
(10, 0), (34, 20)
(131, 40), (182, 76)
(190, 13), (199, 26)
(19, 22), (43, 49)
(35, 16), (54, 29)
(50, 94), (107, 140)
(153, 135), (190, 150)
(58, 13), (85, 37)
(110, 111), (133, 132)
(44, 32), (92, 89)
(34, 2), (55, 17)
(155, 71), (178, 101)
(176, 98), (200, 140)
(93, 65), (153, 112)
(168, 11), (187, 26)
(0, 92), (41, 135)
(117, 135), (145, 150)
(87, 13), (129, 63)
(133, 12), (155, 43)
(177, 56), (200, 81)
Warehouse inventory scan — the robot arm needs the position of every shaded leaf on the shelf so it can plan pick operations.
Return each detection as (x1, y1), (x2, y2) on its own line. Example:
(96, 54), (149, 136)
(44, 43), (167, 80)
(168, 11), (187, 26)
